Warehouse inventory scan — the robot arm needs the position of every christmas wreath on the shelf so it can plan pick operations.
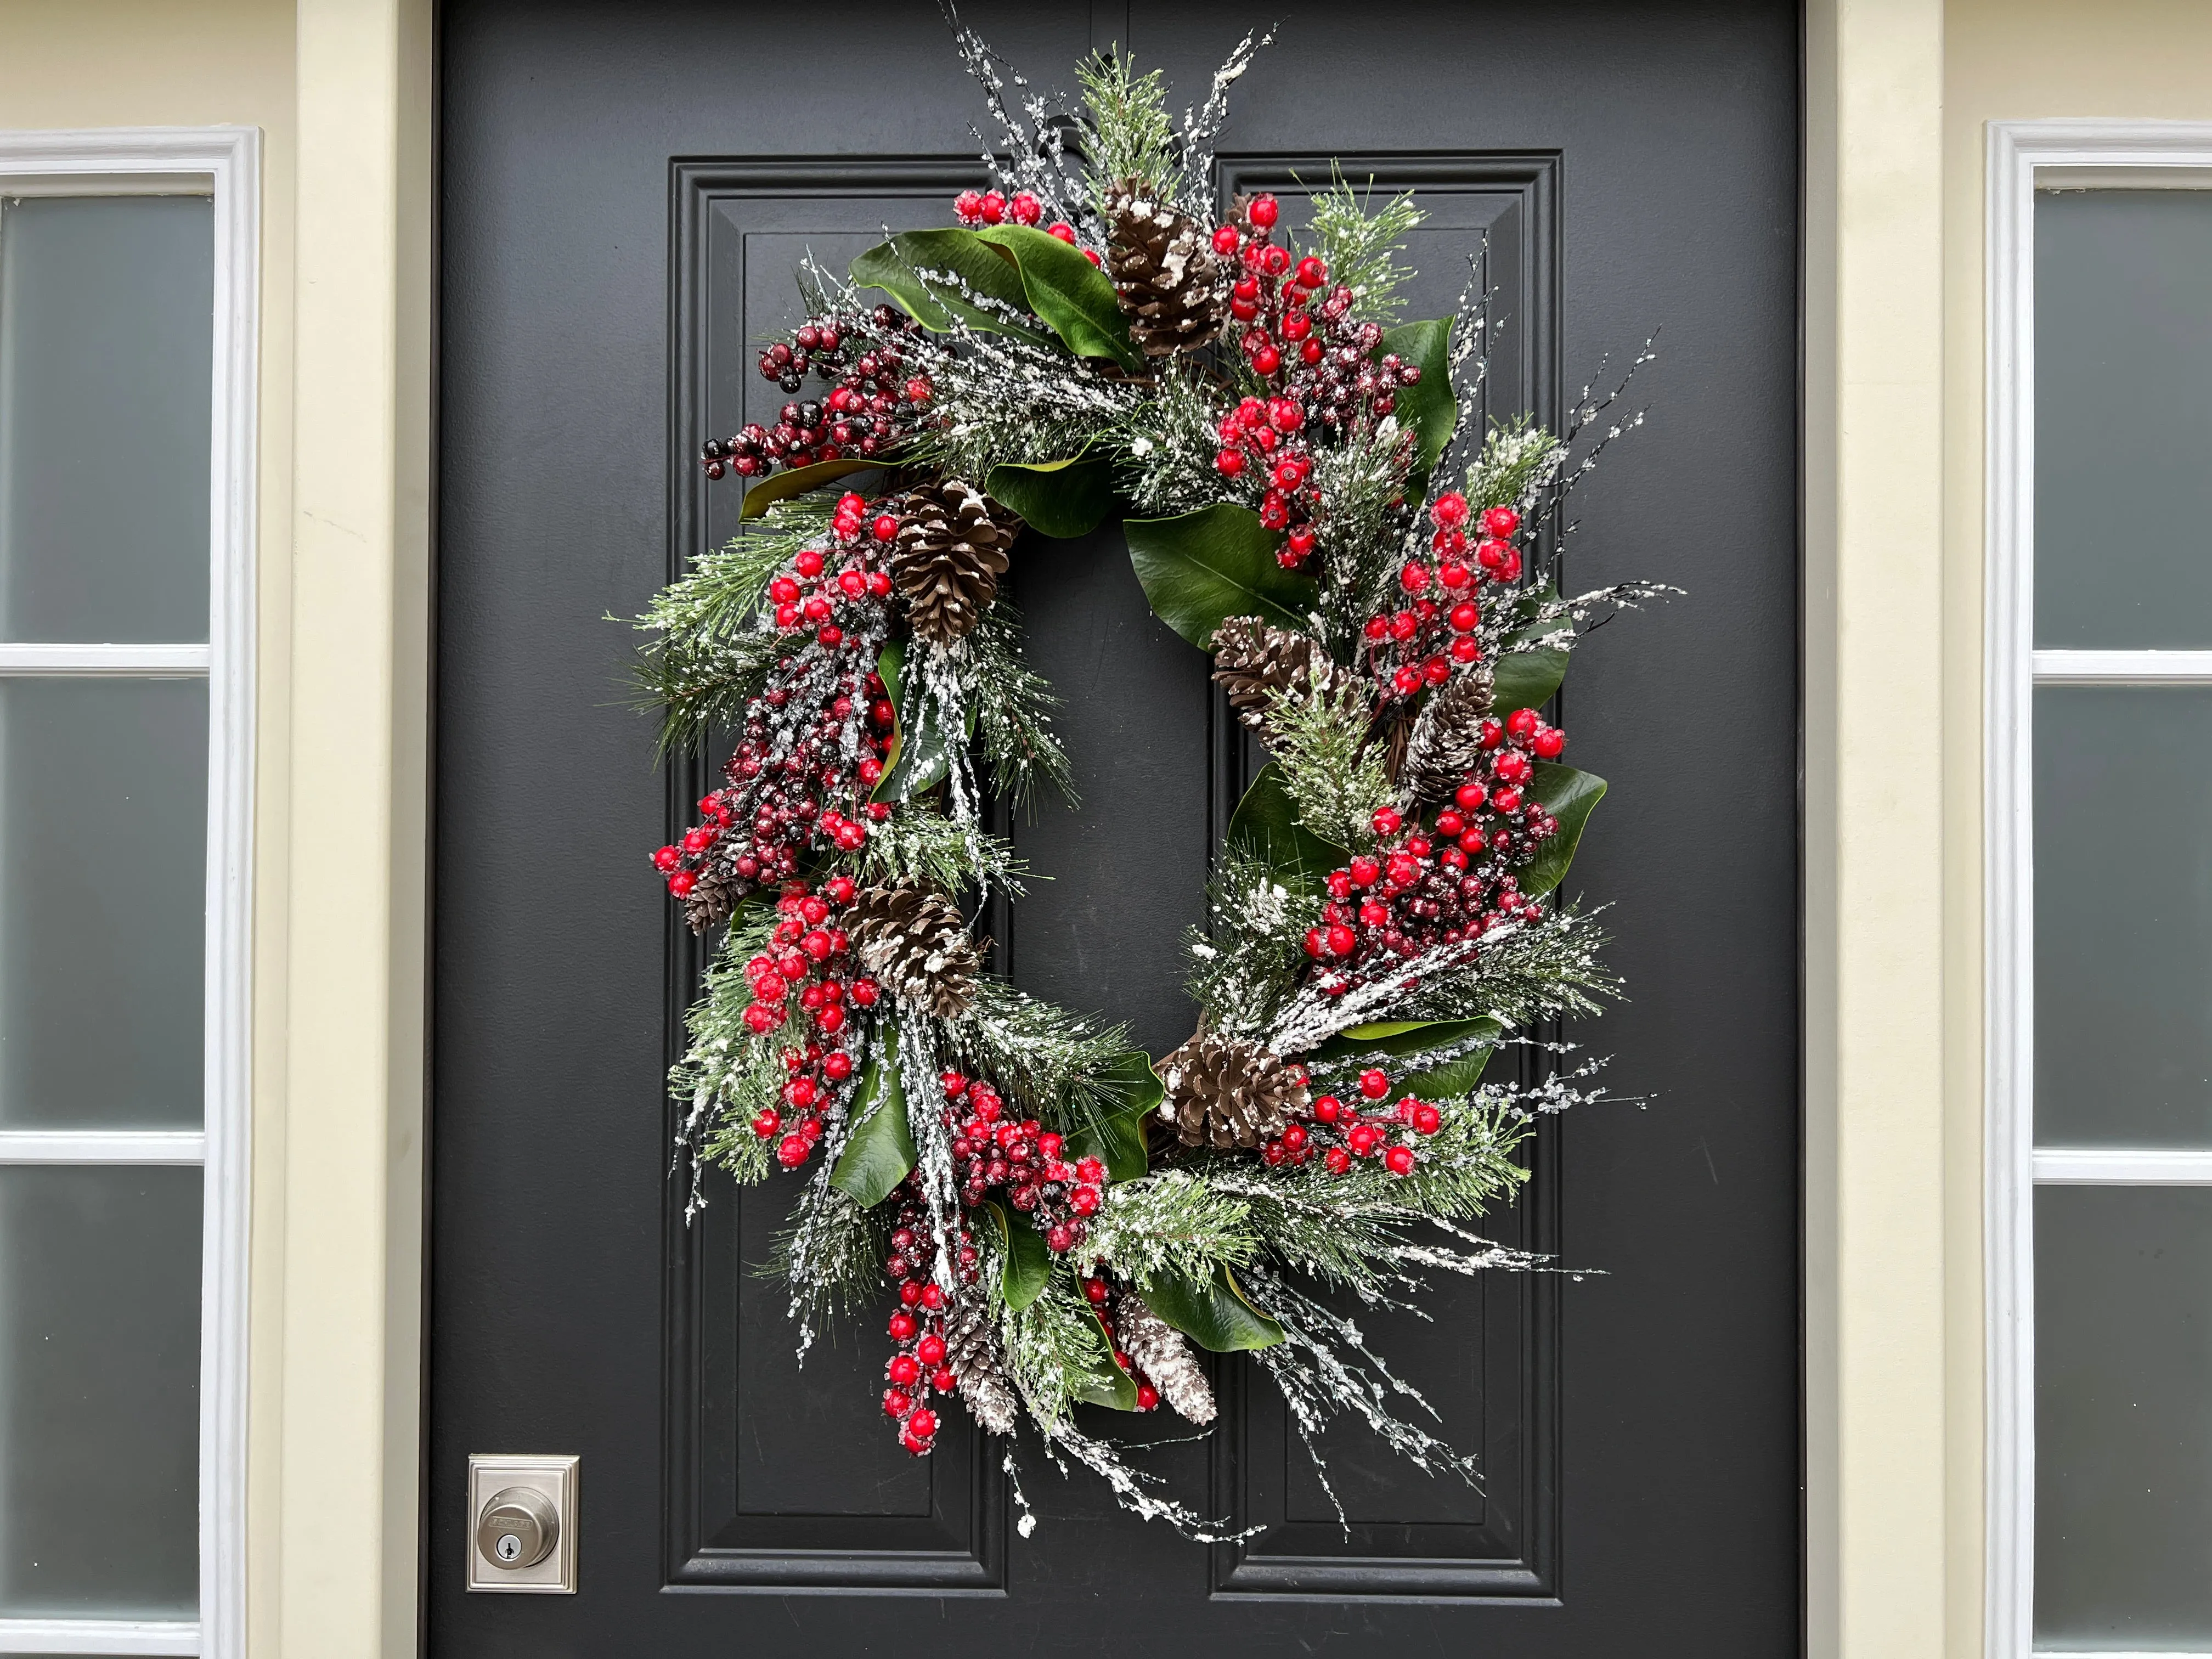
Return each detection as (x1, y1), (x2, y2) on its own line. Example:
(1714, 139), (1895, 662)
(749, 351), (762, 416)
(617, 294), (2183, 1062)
(633, 19), (1664, 1535)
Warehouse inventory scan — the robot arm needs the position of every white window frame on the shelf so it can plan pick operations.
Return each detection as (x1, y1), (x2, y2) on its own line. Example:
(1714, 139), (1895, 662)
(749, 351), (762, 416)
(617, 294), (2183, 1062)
(1986, 119), (2212, 1659)
(0, 128), (258, 1659)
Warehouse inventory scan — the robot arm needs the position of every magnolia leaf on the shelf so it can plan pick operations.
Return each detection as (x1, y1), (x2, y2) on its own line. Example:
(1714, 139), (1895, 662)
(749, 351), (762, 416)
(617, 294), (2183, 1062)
(1379, 317), (1456, 477)
(974, 224), (1141, 369)
(1315, 1014), (1506, 1099)
(1518, 763), (1607, 898)
(1125, 504), (1318, 648)
(983, 1200), (1053, 1312)
(740, 457), (879, 520)
(1073, 1302), (1143, 1410)
(1143, 1263), (1285, 1353)
(1226, 762), (1347, 899)
(1066, 1050), (1161, 1183)
(871, 640), (974, 802)
(986, 448), (1115, 539)
(849, 229), (1054, 348)
(828, 1024), (914, 1207)
(1492, 588), (1571, 713)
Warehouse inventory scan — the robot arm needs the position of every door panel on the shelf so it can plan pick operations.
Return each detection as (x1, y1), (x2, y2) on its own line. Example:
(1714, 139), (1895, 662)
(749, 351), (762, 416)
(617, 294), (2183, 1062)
(432, 3), (1799, 1652)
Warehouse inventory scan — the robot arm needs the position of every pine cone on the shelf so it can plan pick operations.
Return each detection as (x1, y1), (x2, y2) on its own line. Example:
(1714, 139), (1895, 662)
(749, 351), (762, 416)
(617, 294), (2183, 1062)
(1210, 616), (1348, 740)
(1157, 1031), (1308, 1150)
(891, 480), (1020, 646)
(679, 868), (746, 935)
(1115, 1292), (1216, 1425)
(842, 884), (983, 1018)
(1104, 176), (1226, 358)
(943, 1296), (1019, 1436)
(1397, 665), (1497, 803)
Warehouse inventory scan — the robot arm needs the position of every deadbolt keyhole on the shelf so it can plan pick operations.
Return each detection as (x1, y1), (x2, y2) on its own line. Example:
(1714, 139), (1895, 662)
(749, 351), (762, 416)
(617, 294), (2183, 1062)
(475, 1485), (560, 1571)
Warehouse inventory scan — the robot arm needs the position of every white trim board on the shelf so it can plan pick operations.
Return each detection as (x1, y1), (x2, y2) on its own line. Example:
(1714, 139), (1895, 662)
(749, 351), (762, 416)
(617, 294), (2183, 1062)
(1984, 118), (2212, 1659)
(0, 125), (258, 1659)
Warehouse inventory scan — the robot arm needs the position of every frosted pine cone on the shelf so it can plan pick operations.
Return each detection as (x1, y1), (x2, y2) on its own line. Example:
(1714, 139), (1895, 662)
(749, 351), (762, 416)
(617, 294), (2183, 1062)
(1397, 664), (1497, 802)
(1158, 1030), (1308, 1150)
(891, 479), (1019, 645)
(842, 884), (983, 1018)
(942, 1295), (1019, 1436)
(1104, 176), (1226, 357)
(1210, 616), (1349, 741)
(1115, 1291), (1216, 1425)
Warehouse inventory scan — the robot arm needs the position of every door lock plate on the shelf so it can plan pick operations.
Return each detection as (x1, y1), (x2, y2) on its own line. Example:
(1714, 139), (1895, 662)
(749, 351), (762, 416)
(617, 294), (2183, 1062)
(466, 1454), (578, 1593)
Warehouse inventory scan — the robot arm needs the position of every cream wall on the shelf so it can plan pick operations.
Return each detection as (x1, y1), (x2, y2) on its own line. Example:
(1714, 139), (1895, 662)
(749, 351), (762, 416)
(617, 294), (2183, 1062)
(1941, 7), (2212, 1657)
(0, 3), (301, 1654)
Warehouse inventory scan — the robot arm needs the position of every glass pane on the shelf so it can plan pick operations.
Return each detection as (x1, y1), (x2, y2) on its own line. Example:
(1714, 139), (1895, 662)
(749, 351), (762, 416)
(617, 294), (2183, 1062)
(0, 1164), (199, 1617)
(0, 195), (211, 642)
(2034, 686), (2212, 1146)
(0, 678), (206, 1127)
(2036, 1186), (2212, 1647)
(2035, 190), (2212, 648)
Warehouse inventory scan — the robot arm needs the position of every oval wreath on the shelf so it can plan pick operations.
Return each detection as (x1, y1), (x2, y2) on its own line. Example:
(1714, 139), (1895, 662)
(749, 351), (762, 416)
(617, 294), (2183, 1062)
(633, 20), (1666, 1536)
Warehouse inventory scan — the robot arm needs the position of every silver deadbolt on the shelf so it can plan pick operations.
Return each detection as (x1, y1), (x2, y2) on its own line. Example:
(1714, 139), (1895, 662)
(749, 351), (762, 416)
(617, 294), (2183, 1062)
(476, 1485), (559, 1571)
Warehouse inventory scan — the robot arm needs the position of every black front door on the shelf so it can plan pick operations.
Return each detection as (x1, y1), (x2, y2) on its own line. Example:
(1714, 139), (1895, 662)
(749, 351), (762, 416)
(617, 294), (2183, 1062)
(430, 3), (1801, 1652)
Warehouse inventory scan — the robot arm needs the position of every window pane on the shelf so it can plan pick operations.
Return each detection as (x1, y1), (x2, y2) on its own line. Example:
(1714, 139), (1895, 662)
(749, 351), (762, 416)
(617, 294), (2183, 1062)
(2034, 686), (2212, 1146)
(0, 1164), (199, 1617)
(2037, 1186), (2212, 1647)
(2035, 190), (2212, 648)
(0, 678), (206, 1127)
(0, 195), (211, 642)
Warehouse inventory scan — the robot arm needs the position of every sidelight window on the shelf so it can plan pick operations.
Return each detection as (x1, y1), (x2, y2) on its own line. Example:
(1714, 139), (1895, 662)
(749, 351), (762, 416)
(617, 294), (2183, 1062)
(1989, 125), (2212, 1659)
(0, 132), (257, 1659)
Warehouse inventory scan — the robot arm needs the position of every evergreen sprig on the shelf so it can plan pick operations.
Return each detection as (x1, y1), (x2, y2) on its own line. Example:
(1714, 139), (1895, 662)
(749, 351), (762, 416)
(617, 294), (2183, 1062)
(1307, 175), (1426, 325)
(1076, 50), (1180, 212)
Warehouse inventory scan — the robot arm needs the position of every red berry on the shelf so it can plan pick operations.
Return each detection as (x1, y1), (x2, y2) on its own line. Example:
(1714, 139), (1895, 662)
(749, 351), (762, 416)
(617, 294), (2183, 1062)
(1430, 492), (1470, 528)
(777, 1133), (809, 1167)
(1372, 805), (1403, 836)
(751, 1108), (781, 1138)
(1212, 224), (1242, 254)
(1534, 727), (1565, 758)
(668, 870), (698, 897)
(1216, 448), (1247, 477)
(1324, 1147), (1352, 1174)
(1507, 707), (1540, 737)
(1349, 856), (1382, 887)
(1251, 342), (1281, 375)
(1480, 505), (1520, 538)
(888, 1311), (917, 1340)
(1400, 562), (1430, 594)
(1358, 1069), (1391, 1099)
(953, 189), (984, 223)
(917, 1333), (947, 1366)
(887, 1353), (922, 1386)
(1313, 1095), (1342, 1122)
(1295, 255), (1327, 287)
(1247, 194), (1279, 229)
(1411, 1103), (1443, 1135)
(1084, 1276), (1110, 1305)
(1136, 1383), (1160, 1412)
(1047, 221), (1077, 245)
(979, 190), (1007, 224)
(908, 1408), (938, 1439)
(1009, 191), (1042, 225)
(884, 1387), (912, 1417)
(1083, 248), (1102, 267)
(1385, 1144), (1418, 1175)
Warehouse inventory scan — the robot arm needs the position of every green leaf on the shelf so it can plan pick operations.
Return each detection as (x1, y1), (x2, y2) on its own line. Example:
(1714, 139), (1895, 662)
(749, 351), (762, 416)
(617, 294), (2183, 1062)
(986, 447), (1115, 539)
(1073, 1302), (1143, 1410)
(1125, 504), (1318, 648)
(1142, 1263), (1284, 1353)
(983, 1200), (1054, 1312)
(1066, 1050), (1160, 1183)
(849, 229), (1055, 348)
(829, 1023), (915, 1207)
(974, 224), (1141, 369)
(871, 640), (973, 802)
(1314, 1014), (1506, 1099)
(1226, 762), (1348, 898)
(1379, 317), (1456, 477)
(1517, 762), (1607, 899)
(1491, 588), (1571, 714)
(740, 457), (881, 520)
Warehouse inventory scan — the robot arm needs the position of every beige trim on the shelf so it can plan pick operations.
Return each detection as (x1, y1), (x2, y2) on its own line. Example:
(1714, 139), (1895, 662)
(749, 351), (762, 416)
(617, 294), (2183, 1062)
(278, 2), (433, 1655)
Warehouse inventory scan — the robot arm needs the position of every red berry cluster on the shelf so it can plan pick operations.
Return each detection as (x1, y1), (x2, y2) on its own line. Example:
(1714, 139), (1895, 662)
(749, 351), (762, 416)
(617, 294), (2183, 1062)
(1207, 193), (1422, 568)
(880, 1192), (981, 1456)
(950, 189), (1098, 263)
(1360, 493), (1525, 701)
(1080, 1275), (1163, 1412)
(943, 1073), (1106, 1254)
(1304, 731), (1563, 991)
(732, 879), (885, 1170)
(1289, 1066), (1442, 1176)
(649, 499), (896, 905)
(700, 307), (932, 481)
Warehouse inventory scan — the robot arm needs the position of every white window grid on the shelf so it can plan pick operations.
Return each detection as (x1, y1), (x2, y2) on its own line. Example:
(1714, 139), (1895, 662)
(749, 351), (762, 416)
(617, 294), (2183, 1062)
(1987, 122), (2212, 1659)
(0, 129), (258, 1659)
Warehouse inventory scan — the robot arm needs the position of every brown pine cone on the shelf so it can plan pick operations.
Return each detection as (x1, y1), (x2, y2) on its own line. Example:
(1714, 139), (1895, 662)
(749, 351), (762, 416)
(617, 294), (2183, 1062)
(891, 480), (1020, 646)
(1210, 616), (1348, 740)
(1104, 176), (1226, 358)
(842, 884), (983, 1018)
(1115, 1291), (1216, 1425)
(942, 1295), (1019, 1435)
(1397, 665), (1498, 803)
(1157, 1031), (1308, 1150)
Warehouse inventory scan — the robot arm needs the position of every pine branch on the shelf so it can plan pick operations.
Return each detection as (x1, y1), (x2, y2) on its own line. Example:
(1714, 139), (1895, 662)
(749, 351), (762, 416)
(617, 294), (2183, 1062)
(1306, 174), (1426, 326)
(939, 978), (1131, 1135)
(954, 604), (1077, 814)
(1268, 679), (1393, 849)
(856, 805), (1026, 898)
(1076, 50), (1179, 212)
(1086, 1170), (1259, 1284)
(1184, 848), (1320, 1039)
